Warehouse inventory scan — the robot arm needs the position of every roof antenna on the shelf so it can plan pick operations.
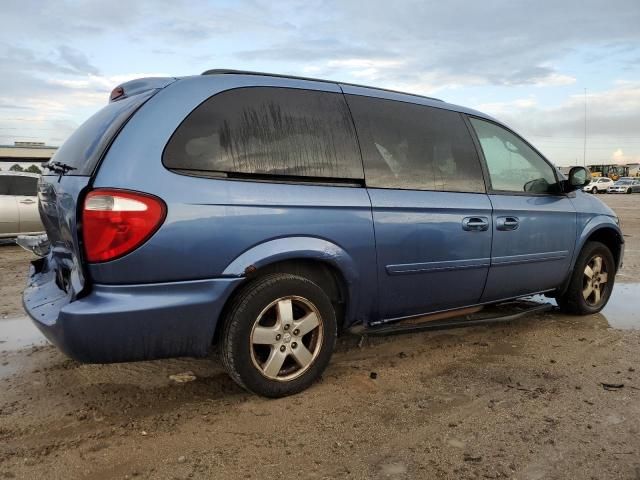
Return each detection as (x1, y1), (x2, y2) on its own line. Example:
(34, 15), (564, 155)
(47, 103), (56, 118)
(583, 88), (587, 167)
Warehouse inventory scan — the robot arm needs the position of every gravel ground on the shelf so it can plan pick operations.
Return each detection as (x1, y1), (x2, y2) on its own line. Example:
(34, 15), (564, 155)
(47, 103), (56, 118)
(1, 194), (639, 479)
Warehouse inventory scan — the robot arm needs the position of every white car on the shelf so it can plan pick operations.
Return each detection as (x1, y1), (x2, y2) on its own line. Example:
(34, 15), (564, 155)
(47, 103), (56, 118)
(607, 178), (640, 194)
(0, 172), (44, 238)
(583, 177), (614, 194)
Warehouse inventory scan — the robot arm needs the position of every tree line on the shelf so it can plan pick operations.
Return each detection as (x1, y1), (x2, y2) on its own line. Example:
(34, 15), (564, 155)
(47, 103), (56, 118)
(0, 164), (42, 174)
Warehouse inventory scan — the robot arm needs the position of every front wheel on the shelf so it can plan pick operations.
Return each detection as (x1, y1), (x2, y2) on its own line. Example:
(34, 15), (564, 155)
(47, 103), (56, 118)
(591, 187), (598, 194)
(627, 188), (632, 194)
(220, 273), (337, 397)
(556, 241), (615, 315)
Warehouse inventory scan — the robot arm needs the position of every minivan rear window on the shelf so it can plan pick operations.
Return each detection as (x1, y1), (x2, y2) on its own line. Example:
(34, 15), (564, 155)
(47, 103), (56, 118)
(163, 87), (364, 181)
(50, 90), (156, 176)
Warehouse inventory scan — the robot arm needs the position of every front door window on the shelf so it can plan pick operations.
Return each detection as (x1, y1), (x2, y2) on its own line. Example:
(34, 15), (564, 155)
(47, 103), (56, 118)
(469, 118), (559, 194)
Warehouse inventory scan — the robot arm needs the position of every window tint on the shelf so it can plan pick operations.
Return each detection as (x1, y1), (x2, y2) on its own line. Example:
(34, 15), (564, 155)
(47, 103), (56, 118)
(345, 95), (485, 192)
(163, 87), (363, 180)
(0, 176), (37, 196)
(469, 118), (559, 194)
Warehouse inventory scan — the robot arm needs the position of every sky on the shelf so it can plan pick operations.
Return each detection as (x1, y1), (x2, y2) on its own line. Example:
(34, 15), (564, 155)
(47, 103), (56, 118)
(0, 0), (639, 167)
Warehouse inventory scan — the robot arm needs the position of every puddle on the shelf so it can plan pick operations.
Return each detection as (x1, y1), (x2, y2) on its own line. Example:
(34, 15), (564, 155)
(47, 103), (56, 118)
(528, 282), (640, 330)
(0, 285), (637, 362)
(0, 316), (47, 351)
(600, 283), (640, 330)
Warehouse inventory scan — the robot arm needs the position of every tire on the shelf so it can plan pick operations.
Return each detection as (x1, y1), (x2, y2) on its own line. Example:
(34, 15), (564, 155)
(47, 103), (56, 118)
(556, 241), (615, 315)
(591, 187), (598, 194)
(627, 188), (632, 194)
(220, 273), (337, 397)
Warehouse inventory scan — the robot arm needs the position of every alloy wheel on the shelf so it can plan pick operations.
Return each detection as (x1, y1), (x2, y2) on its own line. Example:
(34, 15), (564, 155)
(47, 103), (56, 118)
(582, 255), (609, 307)
(249, 296), (324, 381)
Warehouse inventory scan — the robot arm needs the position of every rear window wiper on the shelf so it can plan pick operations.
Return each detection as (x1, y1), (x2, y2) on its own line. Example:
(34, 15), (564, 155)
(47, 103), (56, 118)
(43, 161), (77, 175)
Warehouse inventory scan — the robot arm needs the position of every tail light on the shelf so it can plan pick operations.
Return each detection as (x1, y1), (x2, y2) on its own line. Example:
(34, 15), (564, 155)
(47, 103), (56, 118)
(82, 189), (166, 263)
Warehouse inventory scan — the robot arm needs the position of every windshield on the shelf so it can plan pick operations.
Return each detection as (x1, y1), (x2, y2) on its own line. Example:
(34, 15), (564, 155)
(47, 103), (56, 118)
(616, 180), (632, 185)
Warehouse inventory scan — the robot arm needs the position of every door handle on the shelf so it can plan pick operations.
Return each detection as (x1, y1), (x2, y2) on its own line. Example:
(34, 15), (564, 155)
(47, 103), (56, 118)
(19, 199), (36, 204)
(496, 216), (519, 231)
(462, 216), (489, 231)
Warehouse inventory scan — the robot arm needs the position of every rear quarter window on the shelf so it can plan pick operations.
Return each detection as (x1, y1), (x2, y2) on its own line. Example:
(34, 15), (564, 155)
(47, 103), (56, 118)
(50, 90), (155, 176)
(163, 87), (364, 181)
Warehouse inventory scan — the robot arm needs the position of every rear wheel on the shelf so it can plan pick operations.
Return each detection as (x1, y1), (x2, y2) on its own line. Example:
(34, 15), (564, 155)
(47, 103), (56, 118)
(220, 273), (337, 397)
(556, 241), (615, 315)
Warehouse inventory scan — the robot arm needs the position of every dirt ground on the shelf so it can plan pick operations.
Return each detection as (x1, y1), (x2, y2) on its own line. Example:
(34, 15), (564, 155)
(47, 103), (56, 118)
(1, 195), (640, 479)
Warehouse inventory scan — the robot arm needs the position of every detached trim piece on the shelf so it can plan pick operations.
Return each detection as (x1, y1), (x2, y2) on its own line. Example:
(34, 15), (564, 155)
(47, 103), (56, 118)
(362, 301), (553, 336)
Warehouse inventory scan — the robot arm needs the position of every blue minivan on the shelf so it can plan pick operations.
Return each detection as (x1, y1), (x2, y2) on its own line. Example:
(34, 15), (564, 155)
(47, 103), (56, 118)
(24, 70), (623, 397)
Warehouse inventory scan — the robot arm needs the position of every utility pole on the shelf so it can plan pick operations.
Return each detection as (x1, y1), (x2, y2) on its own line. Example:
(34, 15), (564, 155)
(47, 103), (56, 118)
(583, 88), (587, 167)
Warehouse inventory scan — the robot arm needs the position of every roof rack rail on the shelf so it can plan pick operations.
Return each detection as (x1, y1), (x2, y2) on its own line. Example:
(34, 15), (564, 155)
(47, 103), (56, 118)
(201, 69), (444, 103)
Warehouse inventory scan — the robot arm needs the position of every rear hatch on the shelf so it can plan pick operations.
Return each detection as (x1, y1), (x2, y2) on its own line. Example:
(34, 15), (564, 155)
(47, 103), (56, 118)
(38, 80), (174, 299)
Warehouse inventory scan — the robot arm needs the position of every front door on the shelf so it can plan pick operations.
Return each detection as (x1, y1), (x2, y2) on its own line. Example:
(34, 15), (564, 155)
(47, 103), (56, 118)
(345, 92), (492, 321)
(468, 117), (577, 302)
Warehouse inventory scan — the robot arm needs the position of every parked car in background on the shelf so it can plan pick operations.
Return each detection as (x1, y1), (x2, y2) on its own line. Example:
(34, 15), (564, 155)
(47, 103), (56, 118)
(0, 172), (44, 239)
(23, 71), (623, 397)
(607, 178), (640, 194)
(583, 177), (614, 193)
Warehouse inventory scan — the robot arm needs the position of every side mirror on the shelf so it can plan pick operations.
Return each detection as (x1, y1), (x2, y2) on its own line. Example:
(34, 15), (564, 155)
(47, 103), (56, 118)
(565, 167), (591, 192)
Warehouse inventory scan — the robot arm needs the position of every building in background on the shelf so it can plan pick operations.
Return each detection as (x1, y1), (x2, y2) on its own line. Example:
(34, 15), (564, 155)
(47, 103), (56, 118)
(0, 142), (57, 172)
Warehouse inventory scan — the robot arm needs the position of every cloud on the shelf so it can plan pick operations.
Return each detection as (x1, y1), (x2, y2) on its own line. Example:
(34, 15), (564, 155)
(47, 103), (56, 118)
(231, 0), (638, 89)
(475, 82), (640, 140)
(0, 100), (29, 110)
(0, 0), (639, 149)
(476, 82), (640, 165)
(0, 37), (168, 146)
(532, 73), (577, 87)
(4, 0), (628, 88)
(501, 67), (576, 87)
(0, 42), (152, 120)
(47, 72), (169, 92)
(56, 46), (100, 75)
(475, 98), (539, 114)
(302, 57), (408, 82)
(611, 149), (640, 165)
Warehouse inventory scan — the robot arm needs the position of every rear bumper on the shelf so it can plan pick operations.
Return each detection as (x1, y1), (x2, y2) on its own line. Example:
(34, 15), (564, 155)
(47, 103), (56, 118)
(23, 258), (243, 363)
